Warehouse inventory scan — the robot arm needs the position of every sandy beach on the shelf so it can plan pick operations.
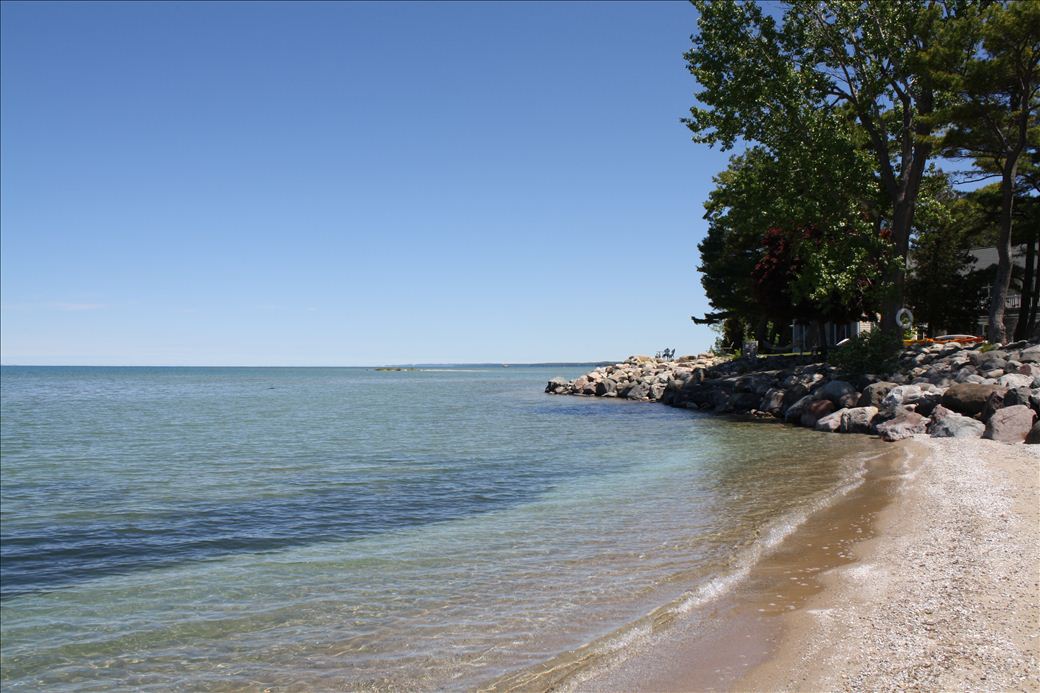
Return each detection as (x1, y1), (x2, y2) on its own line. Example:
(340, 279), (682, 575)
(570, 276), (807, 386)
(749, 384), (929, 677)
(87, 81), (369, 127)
(739, 437), (1040, 692)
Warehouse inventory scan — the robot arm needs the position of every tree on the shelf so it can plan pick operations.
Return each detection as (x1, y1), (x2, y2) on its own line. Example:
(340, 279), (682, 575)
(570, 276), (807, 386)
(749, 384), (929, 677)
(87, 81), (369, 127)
(685, 0), (979, 331)
(697, 139), (888, 345)
(940, 0), (1040, 342)
(906, 174), (991, 335)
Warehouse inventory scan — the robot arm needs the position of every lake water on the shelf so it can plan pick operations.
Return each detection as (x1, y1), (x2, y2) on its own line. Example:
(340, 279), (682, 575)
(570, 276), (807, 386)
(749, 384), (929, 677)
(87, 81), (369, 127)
(1, 366), (876, 690)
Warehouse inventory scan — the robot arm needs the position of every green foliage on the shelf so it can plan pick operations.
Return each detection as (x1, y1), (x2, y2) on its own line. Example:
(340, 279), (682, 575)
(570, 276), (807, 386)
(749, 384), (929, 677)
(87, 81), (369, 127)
(906, 173), (992, 335)
(686, 0), (983, 327)
(709, 317), (748, 356)
(827, 329), (904, 377)
(697, 143), (890, 327)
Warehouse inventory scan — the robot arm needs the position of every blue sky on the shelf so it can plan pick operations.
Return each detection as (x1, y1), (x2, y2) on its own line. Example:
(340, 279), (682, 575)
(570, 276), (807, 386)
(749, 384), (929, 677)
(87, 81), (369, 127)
(1, 1), (732, 366)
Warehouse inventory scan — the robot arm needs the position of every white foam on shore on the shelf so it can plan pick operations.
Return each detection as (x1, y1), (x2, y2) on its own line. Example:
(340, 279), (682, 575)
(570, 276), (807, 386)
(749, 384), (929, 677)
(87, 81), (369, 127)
(670, 450), (876, 616)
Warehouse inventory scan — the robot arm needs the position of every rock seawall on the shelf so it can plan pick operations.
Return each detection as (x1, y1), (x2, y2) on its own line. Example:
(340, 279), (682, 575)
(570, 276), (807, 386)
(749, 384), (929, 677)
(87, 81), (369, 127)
(547, 341), (1040, 444)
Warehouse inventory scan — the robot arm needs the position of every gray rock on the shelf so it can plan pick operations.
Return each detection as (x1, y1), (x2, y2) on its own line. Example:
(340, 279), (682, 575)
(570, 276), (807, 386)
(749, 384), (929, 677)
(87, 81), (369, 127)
(545, 377), (569, 393)
(876, 412), (928, 442)
(980, 358), (1008, 373)
(815, 409), (846, 433)
(927, 405), (985, 439)
(817, 380), (856, 405)
(1018, 363), (1040, 378)
(624, 381), (649, 400)
(998, 373), (1034, 389)
(841, 406), (878, 434)
(1003, 386), (1034, 410)
(595, 378), (617, 396)
(911, 392), (942, 417)
(954, 366), (979, 383)
(649, 381), (667, 400)
(759, 388), (786, 416)
(782, 383), (810, 409)
(784, 395), (814, 423)
(880, 385), (922, 414)
(857, 382), (896, 408)
(983, 405), (1037, 443)
(981, 389), (1007, 422)
(728, 392), (761, 412)
(941, 383), (1007, 418)
(1019, 345), (1040, 363)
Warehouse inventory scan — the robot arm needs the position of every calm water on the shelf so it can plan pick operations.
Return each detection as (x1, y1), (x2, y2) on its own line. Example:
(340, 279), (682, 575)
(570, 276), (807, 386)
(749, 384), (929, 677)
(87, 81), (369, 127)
(1, 366), (874, 690)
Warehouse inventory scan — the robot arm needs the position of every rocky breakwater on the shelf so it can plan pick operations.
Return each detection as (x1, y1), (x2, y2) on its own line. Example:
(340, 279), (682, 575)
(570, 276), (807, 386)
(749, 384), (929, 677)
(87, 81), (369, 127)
(546, 340), (1040, 445)
(545, 354), (726, 402)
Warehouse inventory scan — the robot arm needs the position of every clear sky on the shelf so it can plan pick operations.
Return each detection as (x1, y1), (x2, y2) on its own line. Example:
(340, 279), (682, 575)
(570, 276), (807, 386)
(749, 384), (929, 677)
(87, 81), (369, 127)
(1, 1), (733, 366)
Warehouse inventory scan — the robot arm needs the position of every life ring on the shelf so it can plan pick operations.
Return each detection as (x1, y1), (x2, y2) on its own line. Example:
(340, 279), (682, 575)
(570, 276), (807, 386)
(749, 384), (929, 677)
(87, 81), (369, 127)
(896, 308), (914, 329)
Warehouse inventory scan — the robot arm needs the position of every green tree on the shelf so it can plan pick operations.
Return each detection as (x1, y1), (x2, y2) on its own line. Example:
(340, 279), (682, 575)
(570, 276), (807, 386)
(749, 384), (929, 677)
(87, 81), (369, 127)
(685, 0), (979, 331)
(940, 0), (1040, 342)
(906, 175), (991, 335)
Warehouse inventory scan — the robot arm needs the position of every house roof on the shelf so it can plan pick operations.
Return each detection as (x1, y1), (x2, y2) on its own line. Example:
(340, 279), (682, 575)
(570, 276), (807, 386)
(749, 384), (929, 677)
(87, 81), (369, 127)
(968, 244), (1035, 271)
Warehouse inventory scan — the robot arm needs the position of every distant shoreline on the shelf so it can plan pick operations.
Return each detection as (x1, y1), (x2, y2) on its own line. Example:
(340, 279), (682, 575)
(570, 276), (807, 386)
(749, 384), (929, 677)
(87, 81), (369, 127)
(0, 362), (616, 369)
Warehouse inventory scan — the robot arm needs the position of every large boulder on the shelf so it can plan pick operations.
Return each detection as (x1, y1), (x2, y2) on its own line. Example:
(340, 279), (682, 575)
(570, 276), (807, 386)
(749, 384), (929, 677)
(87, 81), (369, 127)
(881, 385), (923, 412)
(841, 406), (879, 434)
(546, 377), (570, 394)
(1002, 385), (1035, 407)
(728, 392), (762, 412)
(801, 400), (836, 428)
(817, 380), (856, 406)
(927, 405), (985, 439)
(624, 381), (650, 400)
(999, 373), (1035, 389)
(876, 412), (928, 442)
(595, 378), (617, 396)
(1019, 345), (1040, 363)
(759, 388), (786, 417)
(815, 409), (846, 433)
(857, 381), (896, 408)
(983, 405), (1037, 443)
(941, 383), (1007, 418)
(784, 394), (815, 423)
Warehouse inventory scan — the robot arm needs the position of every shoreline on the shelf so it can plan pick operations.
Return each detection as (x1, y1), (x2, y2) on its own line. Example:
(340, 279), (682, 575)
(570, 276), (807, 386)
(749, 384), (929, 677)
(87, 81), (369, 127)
(551, 438), (911, 692)
(492, 433), (1040, 692)
(552, 436), (1039, 692)
(737, 436), (1040, 692)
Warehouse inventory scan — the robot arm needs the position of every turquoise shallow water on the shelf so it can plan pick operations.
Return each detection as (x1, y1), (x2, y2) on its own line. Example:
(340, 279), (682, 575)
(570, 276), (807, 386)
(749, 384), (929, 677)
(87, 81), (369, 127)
(1, 366), (871, 690)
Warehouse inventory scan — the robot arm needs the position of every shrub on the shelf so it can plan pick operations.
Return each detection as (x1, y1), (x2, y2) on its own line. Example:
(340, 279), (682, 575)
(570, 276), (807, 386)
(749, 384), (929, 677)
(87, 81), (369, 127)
(828, 329), (903, 376)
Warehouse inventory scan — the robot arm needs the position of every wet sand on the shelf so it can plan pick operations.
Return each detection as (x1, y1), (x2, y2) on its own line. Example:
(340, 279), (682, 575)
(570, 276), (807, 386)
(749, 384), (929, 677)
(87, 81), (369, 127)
(555, 437), (1038, 692)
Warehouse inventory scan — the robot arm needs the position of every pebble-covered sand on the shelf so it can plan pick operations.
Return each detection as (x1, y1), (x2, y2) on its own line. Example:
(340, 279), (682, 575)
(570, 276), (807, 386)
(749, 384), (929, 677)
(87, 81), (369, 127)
(742, 437), (1040, 692)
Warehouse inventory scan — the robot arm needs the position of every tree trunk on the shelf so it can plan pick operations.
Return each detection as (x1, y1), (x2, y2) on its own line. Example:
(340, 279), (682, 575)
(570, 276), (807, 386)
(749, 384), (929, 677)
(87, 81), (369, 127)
(1026, 238), (1040, 339)
(988, 157), (1021, 344)
(1014, 236), (1036, 341)
(881, 193), (918, 333)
